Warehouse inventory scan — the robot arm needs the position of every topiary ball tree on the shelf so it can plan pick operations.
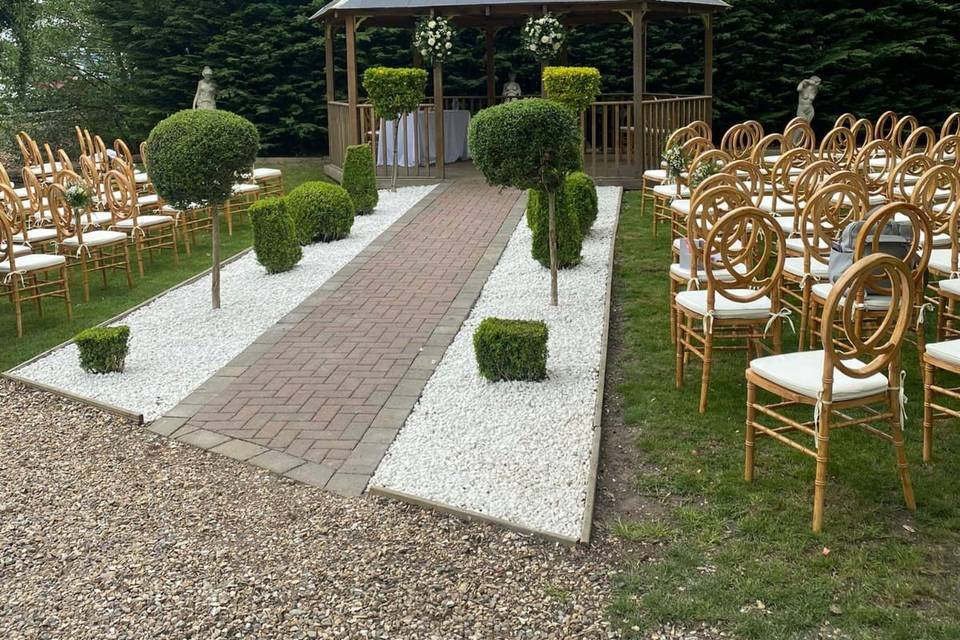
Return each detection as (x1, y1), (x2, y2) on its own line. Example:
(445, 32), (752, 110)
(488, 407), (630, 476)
(542, 66), (602, 114)
(146, 109), (259, 309)
(362, 67), (427, 191)
(469, 98), (581, 305)
(342, 143), (379, 215)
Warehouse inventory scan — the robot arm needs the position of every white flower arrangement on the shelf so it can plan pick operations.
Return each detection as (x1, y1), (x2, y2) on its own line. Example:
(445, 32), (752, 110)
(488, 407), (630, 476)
(413, 16), (455, 64)
(521, 14), (566, 63)
(64, 184), (92, 210)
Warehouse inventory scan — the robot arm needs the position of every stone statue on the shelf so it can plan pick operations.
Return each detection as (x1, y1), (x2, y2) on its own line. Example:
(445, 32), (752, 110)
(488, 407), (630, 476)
(795, 75), (821, 122)
(193, 66), (218, 110)
(502, 72), (522, 102)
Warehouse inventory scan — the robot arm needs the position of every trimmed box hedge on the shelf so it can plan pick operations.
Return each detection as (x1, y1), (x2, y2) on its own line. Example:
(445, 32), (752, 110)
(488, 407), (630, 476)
(250, 197), (302, 273)
(542, 66), (602, 114)
(342, 143), (379, 215)
(566, 171), (599, 235)
(75, 326), (131, 374)
(473, 318), (548, 382)
(527, 188), (583, 269)
(286, 181), (355, 244)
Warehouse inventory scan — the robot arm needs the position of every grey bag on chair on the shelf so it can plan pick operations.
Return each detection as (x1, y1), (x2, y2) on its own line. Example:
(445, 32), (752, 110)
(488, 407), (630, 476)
(827, 220), (915, 287)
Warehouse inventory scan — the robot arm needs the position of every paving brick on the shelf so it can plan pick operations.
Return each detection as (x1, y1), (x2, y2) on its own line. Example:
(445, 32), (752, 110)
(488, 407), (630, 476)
(284, 462), (336, 488)
(147, 417), (186, 437)
(210, 439), (268, 461)
(247, 450), (305, 474)
(326, 472), (369, 497)
(177, 428), (231, 450)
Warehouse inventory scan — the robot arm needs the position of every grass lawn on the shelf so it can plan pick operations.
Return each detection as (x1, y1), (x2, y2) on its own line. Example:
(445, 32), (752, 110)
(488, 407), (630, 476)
(0, 158), (329, 371)
(607, 191), (960, 640)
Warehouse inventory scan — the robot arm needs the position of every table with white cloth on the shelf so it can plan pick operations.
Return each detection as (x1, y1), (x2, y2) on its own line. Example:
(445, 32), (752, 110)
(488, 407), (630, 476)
(376, 109), (471, 167)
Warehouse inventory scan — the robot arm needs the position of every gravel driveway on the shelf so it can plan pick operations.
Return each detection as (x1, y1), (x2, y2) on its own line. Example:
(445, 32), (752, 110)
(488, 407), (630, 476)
(0, 379), (620, 639)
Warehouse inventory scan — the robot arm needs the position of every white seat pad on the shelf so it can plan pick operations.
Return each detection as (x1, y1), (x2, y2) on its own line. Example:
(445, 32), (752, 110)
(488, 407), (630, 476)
(670, 262), (747, 283)
(0, 243), (32, 258)
(134, 172), (150, 184)
(670, 199), (691, 216)
(758, 195), (796, 214)
(13, 187), (29, 198)
(13, 227), (58, 244)
(928, 249), (954, 274)
(750, 350), (888, 401)
(810, 282), (891, 310)
(137, 194), (160, 206)
(115, 215), (174, 229)
(653, 183), (690, 199)
(77, 211), (114, 227)
(62, 230), (128, 248)
(783, 257), (829, 278)
(232, 183), (260, 195)
(926, 340), (960, 366)
(785, 236), (829, 253)
(676, 288), (772, 319)
(643, 169), (668, 181)
(919, 233), (951, 249)
(939, 278), (960, 296)
(0, 252), (65, 272)
(253, 167), (282, 179)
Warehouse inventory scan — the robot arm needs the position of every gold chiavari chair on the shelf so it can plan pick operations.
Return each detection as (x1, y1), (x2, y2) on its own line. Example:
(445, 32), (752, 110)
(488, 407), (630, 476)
(932, 135), (960, 170)
(886, 153), (934, 202)
(47, 178), (134, 301)
(834, 113), (857, 129)
(0, 184), (72, 337)
(875, 110), (898, 143)
(784, 117), (816, 153)
(941, 112), (960, 139)
(750, 132), (786, 176)
(818, 127), (857, 169)
(783, 159), (841, 240)
(854, 138), (897, 197)
(641, 124), (698, 218)
(901, 126), (936, 159)
(761, 147), (814, 217)
(721, 121), (763, 161)
(675, 206), (787, 413)
(918, 166), (960, 338)
(892, 115), (919, 154)
(0, 180), (57, 252)
(746, 252), (916, 533)
(104, 168), (179, 276)
(850, 118), (874, 151)
(669, 149), (733, 239)
(689, 120), (713, 142)
(652, 135), (713, 237)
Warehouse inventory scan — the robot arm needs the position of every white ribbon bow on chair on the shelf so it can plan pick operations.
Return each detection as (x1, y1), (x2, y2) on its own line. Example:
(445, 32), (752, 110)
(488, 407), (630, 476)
(702, 310), (715, 335)
(915, 302), (935, 330)
(763, 308), (796, 339)
(2, 269), (26, 287)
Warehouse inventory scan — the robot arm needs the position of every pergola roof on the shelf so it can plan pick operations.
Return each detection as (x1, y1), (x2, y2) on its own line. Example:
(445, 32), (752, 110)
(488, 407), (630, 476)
(311, 0), (729, 21)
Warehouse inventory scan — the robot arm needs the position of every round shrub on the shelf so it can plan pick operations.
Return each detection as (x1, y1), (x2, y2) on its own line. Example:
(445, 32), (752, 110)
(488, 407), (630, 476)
(146, 109), (259, 209)
(528, 188), (582, 268)
(342, 143), (378, 215)
(75, 326), (131, 374)
(469, 98), (581, 192)
(565, 171), (598, 235)
(286, 181), (355, 244)
(250, 197), (302, 274)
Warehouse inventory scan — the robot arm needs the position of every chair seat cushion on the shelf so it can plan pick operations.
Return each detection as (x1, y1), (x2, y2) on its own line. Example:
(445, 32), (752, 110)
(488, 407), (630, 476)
(14, 187), (29, 198)
(232, 183), (260, 195)
(670, 262), (747, 283)
(810, 282), (891, 310)
(0, 243), (32, 258)
(0, 252), (65, 273)
(926, 340), (960, 366)
(137, 194), (160, 206)
(928, 249), (954, 274)
(62, 230), (127, 248)
(920, 233), (952, 249)
(676, 289), (772, 319)
(785, 236), (829, 254)
(68, 210), (114, 227)
(253, 167), (282, 179)
(939, 278), (960, 296)
(749, 350), (888, 401)
(758, 195), (796, 214)
(653, 183), (690, 199)
(134, 172), (150, 184)
(783, 257), (829, 278)
(115, 215), (174, 229)
(13, 227), (59, 244)
(670, 199), (691, 216)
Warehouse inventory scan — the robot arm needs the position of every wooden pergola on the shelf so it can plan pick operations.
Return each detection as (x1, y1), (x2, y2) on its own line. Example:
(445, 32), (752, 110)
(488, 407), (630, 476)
(311, 0), (728, 186)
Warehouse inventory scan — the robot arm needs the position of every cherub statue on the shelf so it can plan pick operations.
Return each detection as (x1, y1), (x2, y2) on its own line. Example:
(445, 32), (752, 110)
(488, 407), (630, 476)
(193, 66), (218, 110)
(796, 76), (821, 123)
(502, 72), (522, 102)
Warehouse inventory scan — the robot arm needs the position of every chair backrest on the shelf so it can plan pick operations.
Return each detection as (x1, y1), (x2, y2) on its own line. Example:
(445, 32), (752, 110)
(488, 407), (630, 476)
(0, 183), (30, 238)
(892, 115), (919, 152)
(104, 169), (137, 224)
(721, 122), (762, 160)
(910, 164), (960, 240)
(886, 153), (934, 202)
(78, 155), (103, 203)
(850, 117), (874, 149)
(0, 162), (11, 188)
(793, 159), (842, 210)
(56, 148), (74, 174)
(818, 127), (857, 168)
(664, 126), (698, 152)
(15, 131), (39, 167)
(688, 149), (732, 186)
(834, 113), (857, 129)
(750, 133), (786, 171)
(703, 206), (786, 308)
(854, 202), (932, 298)
(46, 174), (91, 244)
(901, 126), (936, 158)
(688, 120), (712, 142)
(821, 253), (913, 382)
(942, 112), (960, 139)
(931, 134), (960, 170)
(685, 184), (753, 281)
(784, 118), (816, 152)
(19, 168), (46, 217)
(75, 126), (89, 157)
(0, 197), (19, 270)
(681, 136), (713, 162)
(770, 147), (815, 204)
(114, 138), (134, 166)
(875, 110), (898, 143)
(724, 159), (764, 206)
(800, 179), (869, 274)
(853, 138), (896, 195)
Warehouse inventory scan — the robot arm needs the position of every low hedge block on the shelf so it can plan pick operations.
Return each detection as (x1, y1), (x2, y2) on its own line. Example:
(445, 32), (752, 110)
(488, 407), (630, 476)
(565, 171), (598, 235)
(286, 181), (355, 244)
(251, 197), (302, 274)
(342, 144), (379, 215)
(473, 318), (548, 382)
(75, 326), (131, 374)
(527, 188), (583, 269)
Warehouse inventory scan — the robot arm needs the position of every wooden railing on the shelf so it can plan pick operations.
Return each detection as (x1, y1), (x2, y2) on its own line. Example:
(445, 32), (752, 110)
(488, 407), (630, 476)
(326, 93), (712, 180)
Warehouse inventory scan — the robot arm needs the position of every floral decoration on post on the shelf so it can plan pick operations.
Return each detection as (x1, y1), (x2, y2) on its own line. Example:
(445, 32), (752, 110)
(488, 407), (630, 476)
(662, 144), (690, 197)
(521, 14), (566, 63)
(413, 16), (455, 65)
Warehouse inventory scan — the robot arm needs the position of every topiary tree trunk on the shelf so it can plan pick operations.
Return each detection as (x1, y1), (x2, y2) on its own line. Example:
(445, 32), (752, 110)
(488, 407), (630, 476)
(211, 206), (221, 309)
(546, 190), (558, 305)
(391, 111), (402, 191)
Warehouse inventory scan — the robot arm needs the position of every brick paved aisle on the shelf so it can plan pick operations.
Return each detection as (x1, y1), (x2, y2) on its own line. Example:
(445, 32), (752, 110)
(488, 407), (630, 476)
(151, 181), (524, 495)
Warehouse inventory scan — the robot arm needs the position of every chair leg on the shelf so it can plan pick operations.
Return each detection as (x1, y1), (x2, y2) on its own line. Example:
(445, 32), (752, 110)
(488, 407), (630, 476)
(923, 362), (934, 463)
(11, 279), (23, 337)
(675, 312), (685, 389)
(122, 244), (134, 289)
(698, 330), (713, 413)
(799, 282), (812, 352)
(32, 275), (43, 317)
(171, 225), (180, 265)
(812, 403), (831, 533)
(135, 235), (145, 278)
(669, 279), (677, 344)
(936, 296), (946, 342)
(62, 266), (72, 321)
(890, 385), (917, 511)
(181, 216), (192, 257)
(80, 254), (90, 302)
(745, 380), (757, 482)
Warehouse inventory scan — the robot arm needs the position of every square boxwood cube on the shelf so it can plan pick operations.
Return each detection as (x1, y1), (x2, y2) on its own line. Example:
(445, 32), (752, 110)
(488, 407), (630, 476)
(75, 325), (131, 374)
(473, 318), (548, 382)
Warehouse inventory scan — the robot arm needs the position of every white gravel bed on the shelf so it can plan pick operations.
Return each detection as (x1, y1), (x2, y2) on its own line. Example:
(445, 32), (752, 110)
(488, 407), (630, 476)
(14, 185), (436, 421)
(371, 186), (621, 540)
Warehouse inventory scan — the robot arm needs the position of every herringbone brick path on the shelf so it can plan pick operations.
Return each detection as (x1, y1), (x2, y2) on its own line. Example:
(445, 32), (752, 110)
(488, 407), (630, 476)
(152, 182), (523, 495)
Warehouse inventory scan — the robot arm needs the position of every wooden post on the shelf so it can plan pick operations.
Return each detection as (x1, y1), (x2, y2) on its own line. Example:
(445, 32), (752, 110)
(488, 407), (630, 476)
(324, 21), (335, 103)
(484, 28), (496, 107)
(434, 63), (445, 179)
(703, 12), (714, 125)
(345, 15), (359, 145)
(413, 47), (423, 68)
(632, 6), (647, 171)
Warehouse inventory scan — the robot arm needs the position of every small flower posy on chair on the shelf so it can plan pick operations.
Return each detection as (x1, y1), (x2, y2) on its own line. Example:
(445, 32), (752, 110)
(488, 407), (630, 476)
(662, 144), (690, 195)
(64, 184), (93, 211)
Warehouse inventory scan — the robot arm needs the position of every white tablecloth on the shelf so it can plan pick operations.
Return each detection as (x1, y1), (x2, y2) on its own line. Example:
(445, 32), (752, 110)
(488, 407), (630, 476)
(376, 109), (471, 167)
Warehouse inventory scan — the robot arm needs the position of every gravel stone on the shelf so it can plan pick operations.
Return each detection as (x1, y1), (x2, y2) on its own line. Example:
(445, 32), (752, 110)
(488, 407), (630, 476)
(14, 186), (436, 422)
(371, 187), (621, 540)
